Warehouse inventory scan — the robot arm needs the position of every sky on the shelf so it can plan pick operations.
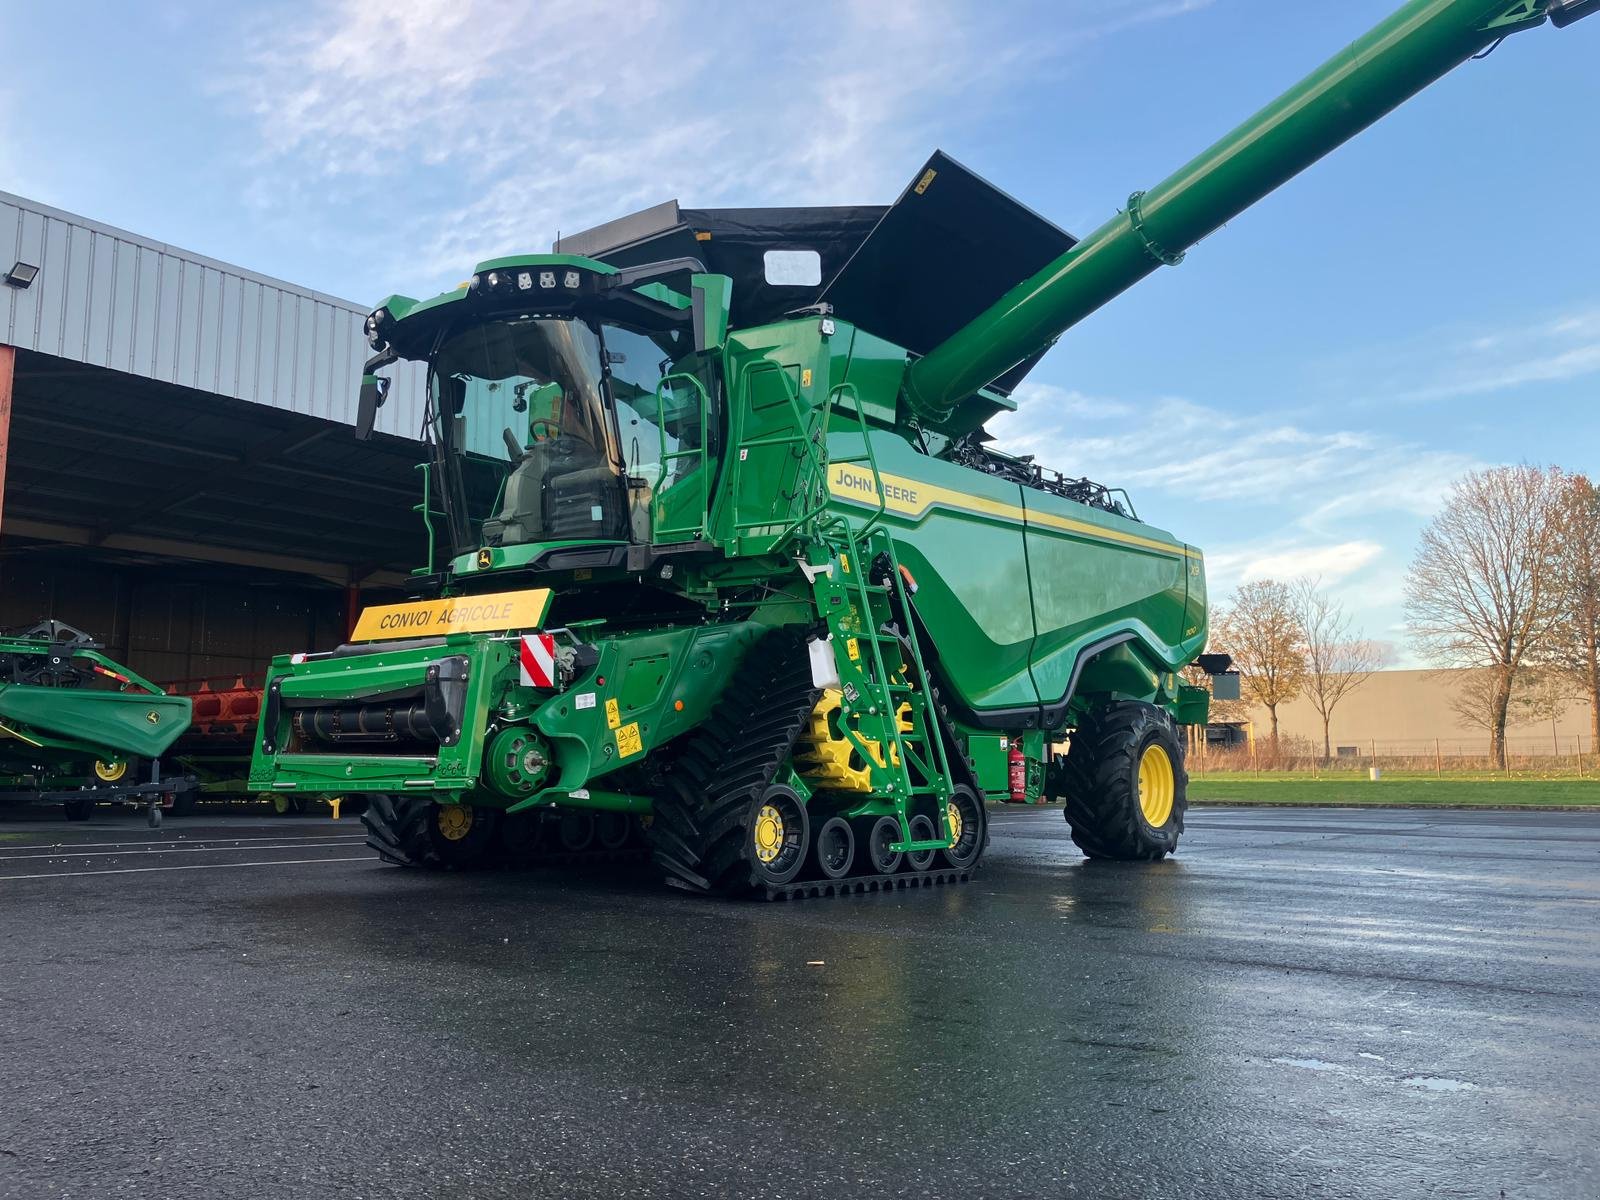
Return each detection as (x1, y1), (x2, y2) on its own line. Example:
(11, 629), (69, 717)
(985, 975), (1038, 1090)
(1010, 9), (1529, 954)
(1, 0), (1596, 661)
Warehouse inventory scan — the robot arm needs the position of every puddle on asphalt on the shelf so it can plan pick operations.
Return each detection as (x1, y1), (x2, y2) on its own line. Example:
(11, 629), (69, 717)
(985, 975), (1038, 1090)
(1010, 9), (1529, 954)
(1358, 1052), (1386, 1061)
(1271, 1057), (1478, 1093)
(1401, 1076), (1477, 1092)
(1272, 1057), (1346, 1073)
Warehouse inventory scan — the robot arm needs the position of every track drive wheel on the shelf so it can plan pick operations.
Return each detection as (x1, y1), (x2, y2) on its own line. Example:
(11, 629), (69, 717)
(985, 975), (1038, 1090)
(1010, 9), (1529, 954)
(1059, 701), (1188, 860)
(432, 802), (499, 867)
(858, 816), (904, 876)
(808, 815), (855, 880)
(360, 795), (498, 869)
(645, 630), (822, 895)
(940, 785), (985, 869)
(729, 783), (809, 888)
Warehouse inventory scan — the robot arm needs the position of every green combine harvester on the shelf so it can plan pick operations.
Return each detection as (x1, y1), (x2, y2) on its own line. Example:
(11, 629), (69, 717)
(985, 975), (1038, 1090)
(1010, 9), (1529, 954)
(0, 622), (193, 824)
(248, 0), (1593, 895)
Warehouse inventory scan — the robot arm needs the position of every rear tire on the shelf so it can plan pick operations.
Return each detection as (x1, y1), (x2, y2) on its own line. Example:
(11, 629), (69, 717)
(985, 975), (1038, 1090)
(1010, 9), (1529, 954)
(1059, 701), (1187, 860)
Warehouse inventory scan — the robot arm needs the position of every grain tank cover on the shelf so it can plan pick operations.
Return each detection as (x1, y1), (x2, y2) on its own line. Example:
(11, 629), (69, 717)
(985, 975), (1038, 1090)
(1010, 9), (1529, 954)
(555, 202), (886, 328)
(820, 151), (1077, 396)
(554, 152), (1076, 394)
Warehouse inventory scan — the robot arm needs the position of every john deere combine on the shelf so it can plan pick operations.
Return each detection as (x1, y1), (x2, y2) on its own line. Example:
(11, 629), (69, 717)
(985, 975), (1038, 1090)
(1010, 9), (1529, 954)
(0, 622), (192, 823)
(248, 0), (1593, 895)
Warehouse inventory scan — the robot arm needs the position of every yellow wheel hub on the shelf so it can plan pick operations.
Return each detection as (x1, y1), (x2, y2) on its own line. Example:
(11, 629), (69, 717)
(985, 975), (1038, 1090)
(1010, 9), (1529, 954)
(94, 759), (127, 782)
(753, 804), (785, 864)
(793, 689), (913, 793)
(1138, 744), (1176, 828)
(946, 800), (964, 844)
(436, 804), (474, 842)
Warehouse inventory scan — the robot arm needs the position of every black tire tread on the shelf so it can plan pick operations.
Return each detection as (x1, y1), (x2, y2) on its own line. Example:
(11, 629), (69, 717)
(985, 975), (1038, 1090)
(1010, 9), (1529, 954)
(1058, 701), (1188, 861)
(645, 631), (821, 895)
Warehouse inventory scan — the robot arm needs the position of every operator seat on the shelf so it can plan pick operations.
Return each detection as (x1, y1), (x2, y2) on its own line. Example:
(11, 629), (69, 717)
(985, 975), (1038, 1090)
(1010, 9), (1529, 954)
(481, 393), (622, 546)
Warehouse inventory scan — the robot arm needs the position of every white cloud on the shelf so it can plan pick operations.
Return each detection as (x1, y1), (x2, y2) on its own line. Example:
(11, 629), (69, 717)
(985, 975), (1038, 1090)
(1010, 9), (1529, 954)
(1205, 540), (1383, 591)
(1323, 306), (1600, 407)
(217, 0), (1211, 287)
(988, 387), (1482, 527)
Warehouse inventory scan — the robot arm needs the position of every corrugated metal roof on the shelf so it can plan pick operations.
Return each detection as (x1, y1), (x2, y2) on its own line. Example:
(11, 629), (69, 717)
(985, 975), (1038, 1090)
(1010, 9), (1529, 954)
(0, 191), (425, 438)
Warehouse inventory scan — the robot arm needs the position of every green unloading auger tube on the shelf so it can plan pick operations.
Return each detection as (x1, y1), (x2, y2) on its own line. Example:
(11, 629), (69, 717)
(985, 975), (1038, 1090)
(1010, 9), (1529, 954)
(903, 0), (1596, 423)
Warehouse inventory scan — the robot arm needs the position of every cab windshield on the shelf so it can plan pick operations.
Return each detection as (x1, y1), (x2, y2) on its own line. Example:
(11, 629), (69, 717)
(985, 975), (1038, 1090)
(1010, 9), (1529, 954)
(428, 315), (702, 557)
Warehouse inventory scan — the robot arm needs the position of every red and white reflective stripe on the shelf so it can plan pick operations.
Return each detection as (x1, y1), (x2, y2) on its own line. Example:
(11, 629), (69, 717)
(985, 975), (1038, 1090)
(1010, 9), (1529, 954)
(519, 633), (558, 688)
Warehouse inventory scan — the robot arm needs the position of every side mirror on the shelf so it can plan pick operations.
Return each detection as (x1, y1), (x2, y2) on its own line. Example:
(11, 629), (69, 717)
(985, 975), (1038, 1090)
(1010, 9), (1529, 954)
(356, 374), (391, 441)
(690, 273), (731, 353)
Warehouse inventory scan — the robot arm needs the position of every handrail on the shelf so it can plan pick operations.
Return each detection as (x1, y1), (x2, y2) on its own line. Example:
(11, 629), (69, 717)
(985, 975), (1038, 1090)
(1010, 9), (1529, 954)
(413, 461), (441, 576)
(651, 371), (713, 539)
(729, 362), (833, 549)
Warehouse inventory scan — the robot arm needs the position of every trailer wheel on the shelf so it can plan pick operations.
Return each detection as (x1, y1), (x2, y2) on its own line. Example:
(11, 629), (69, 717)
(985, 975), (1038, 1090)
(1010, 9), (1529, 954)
(1059, 701), (1187, 860)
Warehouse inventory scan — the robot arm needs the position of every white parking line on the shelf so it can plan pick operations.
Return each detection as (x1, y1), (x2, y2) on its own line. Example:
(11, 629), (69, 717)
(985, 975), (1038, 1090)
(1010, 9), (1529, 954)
(0, 833), (363, 852)
(0, 837), (367, 862)
(0, 855), (373, 882)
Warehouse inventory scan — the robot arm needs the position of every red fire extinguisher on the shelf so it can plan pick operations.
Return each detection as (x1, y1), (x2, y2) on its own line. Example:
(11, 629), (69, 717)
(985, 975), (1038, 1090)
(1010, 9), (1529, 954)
(1008, 739), (1027, 803)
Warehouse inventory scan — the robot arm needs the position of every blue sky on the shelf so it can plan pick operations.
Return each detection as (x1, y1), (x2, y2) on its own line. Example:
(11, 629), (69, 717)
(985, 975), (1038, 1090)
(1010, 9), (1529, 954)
(2, 1), (1596, 659)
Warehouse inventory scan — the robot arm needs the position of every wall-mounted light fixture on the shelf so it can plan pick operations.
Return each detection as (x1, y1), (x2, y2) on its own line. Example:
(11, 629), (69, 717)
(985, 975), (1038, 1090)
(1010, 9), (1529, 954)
(4, 262), (39, 289)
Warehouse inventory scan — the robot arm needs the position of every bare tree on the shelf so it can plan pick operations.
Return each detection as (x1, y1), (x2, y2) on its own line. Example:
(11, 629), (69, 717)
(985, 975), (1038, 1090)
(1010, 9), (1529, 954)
(1404, 464), (1566, 768)
(1290, 577), (1386, 761)
(1447, 666), (1570, 747)
(1542, 474), (1600, 746)
(1213, 579), (1306, 753)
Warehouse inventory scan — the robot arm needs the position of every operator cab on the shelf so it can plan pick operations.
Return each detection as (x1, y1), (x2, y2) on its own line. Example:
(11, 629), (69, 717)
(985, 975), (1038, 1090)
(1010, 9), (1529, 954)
(365, 258), (721, 574)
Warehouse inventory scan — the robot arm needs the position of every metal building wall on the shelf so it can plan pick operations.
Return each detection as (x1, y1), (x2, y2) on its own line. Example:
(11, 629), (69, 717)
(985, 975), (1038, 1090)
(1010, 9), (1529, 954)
(0, 559), (349, 685)
(0, 191), (424, 438)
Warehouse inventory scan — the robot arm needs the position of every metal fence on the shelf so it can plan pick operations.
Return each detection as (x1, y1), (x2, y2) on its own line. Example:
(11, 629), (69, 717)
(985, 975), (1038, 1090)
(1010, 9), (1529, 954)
(1188, 732), (1596, 777)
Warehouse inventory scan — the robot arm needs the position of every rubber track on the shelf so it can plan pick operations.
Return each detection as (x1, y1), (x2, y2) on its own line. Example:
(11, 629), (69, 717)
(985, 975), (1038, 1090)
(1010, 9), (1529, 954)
(753, 865), (974, 902)
(362, 792), (435, 867)
(363, 793), (650, 871)
(647, 631), (822, 894)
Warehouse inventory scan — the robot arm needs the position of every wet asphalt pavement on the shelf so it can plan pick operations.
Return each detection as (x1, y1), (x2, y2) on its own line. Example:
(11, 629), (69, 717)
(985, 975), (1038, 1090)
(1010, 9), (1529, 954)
(0, 804), (1596, 1200)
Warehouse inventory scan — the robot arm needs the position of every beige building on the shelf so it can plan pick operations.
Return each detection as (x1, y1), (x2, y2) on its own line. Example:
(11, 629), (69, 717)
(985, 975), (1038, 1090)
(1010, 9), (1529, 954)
(1231, 668), (1593, 759)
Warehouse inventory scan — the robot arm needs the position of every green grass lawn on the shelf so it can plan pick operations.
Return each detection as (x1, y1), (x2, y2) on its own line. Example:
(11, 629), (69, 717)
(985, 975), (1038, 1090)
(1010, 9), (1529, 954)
(1188, 774), (1600, 809)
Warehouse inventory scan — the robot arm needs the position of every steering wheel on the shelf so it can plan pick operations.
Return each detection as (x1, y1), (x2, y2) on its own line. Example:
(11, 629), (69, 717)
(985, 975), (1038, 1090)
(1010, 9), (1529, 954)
(528, 417), (561, 442)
